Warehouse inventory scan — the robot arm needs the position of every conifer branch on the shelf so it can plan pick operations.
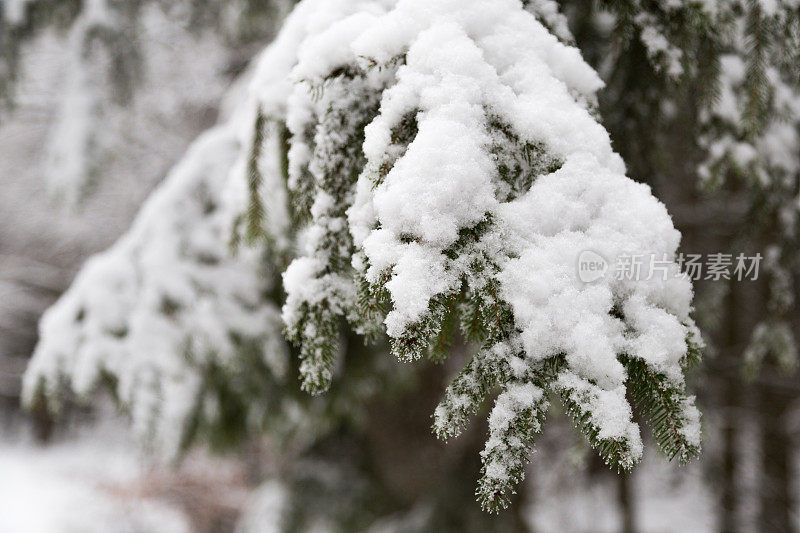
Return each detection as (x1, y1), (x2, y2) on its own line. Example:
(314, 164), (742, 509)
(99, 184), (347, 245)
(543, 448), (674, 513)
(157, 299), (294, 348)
(622, 355), (701, 464)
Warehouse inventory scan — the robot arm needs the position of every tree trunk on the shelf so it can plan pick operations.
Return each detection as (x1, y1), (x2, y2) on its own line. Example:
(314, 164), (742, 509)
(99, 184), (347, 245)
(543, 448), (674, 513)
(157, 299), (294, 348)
(618, 471), (637, 533)
(721, 278), (741, 533)
(721, 378), (740, 533)
(758, 381), (794, 533)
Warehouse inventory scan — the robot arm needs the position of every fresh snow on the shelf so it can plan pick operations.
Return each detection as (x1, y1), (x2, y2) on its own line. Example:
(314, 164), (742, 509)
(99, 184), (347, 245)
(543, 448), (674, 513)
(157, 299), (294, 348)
(25, 0), (703, 503)
(25, 122), (288, 455)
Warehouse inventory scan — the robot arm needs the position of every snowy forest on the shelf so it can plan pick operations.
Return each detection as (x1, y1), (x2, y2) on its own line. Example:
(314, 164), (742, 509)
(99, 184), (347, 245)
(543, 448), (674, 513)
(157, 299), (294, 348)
(0, 0), (798, 531)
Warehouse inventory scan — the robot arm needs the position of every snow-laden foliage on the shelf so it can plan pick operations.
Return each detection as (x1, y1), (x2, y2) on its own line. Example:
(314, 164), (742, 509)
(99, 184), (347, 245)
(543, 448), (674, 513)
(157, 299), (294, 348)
(24, 117), (289, 455)
(603, 0), (722, 79)
(2, 0), (295, 207)
(700, 2), (800, 187)
(26, 0), (705, 513)
(699, 0), (800, 375)
(40, 0), (122, 206)
(253, 0), (701, 511)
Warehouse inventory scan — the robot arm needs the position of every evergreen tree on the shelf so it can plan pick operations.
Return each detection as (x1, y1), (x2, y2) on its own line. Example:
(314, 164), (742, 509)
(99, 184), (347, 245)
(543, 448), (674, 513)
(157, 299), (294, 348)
(12, 0), (800, 529)
(23, 1), (713, 524)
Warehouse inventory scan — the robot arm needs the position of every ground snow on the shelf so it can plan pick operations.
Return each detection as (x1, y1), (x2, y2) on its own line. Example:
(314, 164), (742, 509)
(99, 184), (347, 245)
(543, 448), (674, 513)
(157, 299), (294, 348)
(0, 437), (190, 533)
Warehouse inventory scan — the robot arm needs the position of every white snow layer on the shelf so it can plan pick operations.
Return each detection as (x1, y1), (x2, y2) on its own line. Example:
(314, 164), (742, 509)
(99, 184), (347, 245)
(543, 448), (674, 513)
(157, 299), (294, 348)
(0, 437), (190, 533)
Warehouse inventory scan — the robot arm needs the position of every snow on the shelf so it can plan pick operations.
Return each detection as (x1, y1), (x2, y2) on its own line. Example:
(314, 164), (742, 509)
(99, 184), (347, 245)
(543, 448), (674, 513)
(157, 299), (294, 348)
(41, 8), (106, 206)
(0, 436), (190, 533)
(331, 2), (695, 459)
(555, 371), (642, 453)
(701, 19), (800, 186)
(0, 424), (718, 533)
(524, 0), (573, 43)
(745, 322), (799, 375)
(25, 122), (288, 455)
(236, 481), (288, 533)
(239, 3), (694, 427)
(249, 0), (381, 117)
(488, 382), (545, 434)
(635, 13), (684, 78)
(527, 431), (717, 532)
(2, 0), (33, 25)
(24, 0), (705, 507)
(37, 1), (235, 208)
(349, 1), (626, 337)
(309, 0), (697, 481)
